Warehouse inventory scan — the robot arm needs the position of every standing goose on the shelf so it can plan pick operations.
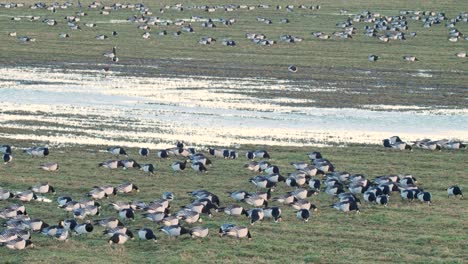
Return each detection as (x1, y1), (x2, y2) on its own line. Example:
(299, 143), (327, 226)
(263, 207), (282, 222)
(119, 208), (135, 221)
(246, 208), (264, 225)
(376, 195), (389, 206)
(108, 233), (130, 245)
(254, 150), (271, 159)
(417, 191), (432, 205)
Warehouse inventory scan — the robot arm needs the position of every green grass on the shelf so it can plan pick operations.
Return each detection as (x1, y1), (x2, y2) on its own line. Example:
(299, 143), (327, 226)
(0, 138), (467, 263)
(0, 0), (467, 108)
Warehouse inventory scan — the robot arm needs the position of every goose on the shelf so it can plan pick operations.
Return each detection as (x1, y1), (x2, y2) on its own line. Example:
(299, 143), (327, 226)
(59, 33), (70, 38)
(413, 140), (441, 151)
(162, 216), (179, 226)
(140, 164), (155, 175)
(403, 55), (417, 61)
(244, 161), (261, 172)
(249, 176), (276, 189)
(59, 219), (77, 230)
(138, 147), (149, 157)
(160, 225), (190, 238)
(363, 191), (377, 203)
(103, 46), (117, 60)
(265, 173), (285, 183)
(0, 189), (14, 200)
(290, 188), (316, 200)
(0, 238), (34, 250)
(191, 162), (208, 173)
(30, 183), (55, 194)
(87, 187), (107, 200)
(137, 228), (157, 242)
(99, 160), (124, 169)
(376, 195), (389, 206)
(15, 191), (38, 202)
(272, 192), (296, 204)
(290, 162), (308, 170)
(456, 52), (467, 58)
(308, 179), (321, 191)
(108, 146), (127, 156)
(383, 139), (412, 150)
(332, 200), (360, 213)
(286, 175), (307, 188)
(264, 165), (280, 175)
(142, 212), (168, 223)
(263, 207), (282, 222)
(291, 199), (317, 211)
(307, 151), (322, 161)
(296, 209), (310, 222)
(244, 196), (268, 207)
(119, 208), (135, 221)
(96, 34), (108, 40)
(171, 160), (187, 172)
(246, 151), (255, 160)
(438, 140), (465, 150)
(254, 150), (270, 159)
(368, 54), (378, 61)
(85, 23), (96, 27)
(325, 184), (345, 196)
(39, 162), (59, 171)
(288, 65), (297, 73)
(73, 222), (93, 235)
(220, 225), (251, 239)
(116, 182), (139, 193)
(54, 229), (69, 241)
(189, 226), (209, 238)
(447, 186), (463, 198)
(142, 32), (150, 39)
(228, 190), (250, 201)
(0, 145), (11, 154)
(247, 208), (264, 225)
(177, 210), (201, 224)
(56, 196), (72, 206)
(3, 154), (12, 164)
(417, 191), (432, 205)
(121, 159), (141, 169)
(0, 208), (24, 219)
(99, 185), (117, 196)
(157, 149), (170, 159)
(59, 200), (81, 212)
(24, 147), (49, 157)
(103, 226), (131, 237)
(217, 205), (248, 216)
(108, 233), (130, 244)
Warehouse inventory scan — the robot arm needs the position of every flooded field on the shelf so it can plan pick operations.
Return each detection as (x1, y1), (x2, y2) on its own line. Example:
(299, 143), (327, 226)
(0, 66), (466, 148)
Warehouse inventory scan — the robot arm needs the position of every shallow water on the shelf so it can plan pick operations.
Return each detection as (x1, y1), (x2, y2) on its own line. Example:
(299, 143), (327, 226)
(0, 66), (466, 148)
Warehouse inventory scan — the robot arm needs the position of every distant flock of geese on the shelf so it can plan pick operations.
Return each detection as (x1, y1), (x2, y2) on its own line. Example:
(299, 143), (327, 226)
(3, 1), (467, 73)
(0, 138), (464, 250)
(382, 136), (466, 151)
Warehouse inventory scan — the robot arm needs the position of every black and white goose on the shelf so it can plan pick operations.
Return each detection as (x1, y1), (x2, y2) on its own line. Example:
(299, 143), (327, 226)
(254, 150), (271, 159)
(447, 185), (463, 198)
(121, 159), (141, 169)
(39, 162), (59, 171)
(376, 195), (389, 206)
(137, 228), (157, 242)
(116, 182), (139, 193)
(2, 153), (12, 164)
(31, 182), (55, 194)
(189, 226), (209, 238)
(73, 222), (94, 235)
(157, 149), (170, 159)
(228, 190), (250, 201)
(171, 160), (187, 173)
(217, 204), (248, 217)
(417, 191), (432, 205)
(119, 208), (135, 221)
(332, 200), (360, 213)
(246, 208), (264, 225)
(99, 160), (123, 169)
(220, 225), (251, 239)
(296, 209), (310, 222)
(108, 232), (130, 244)
(107, 146), (127, 156)
(140, 164), (154, 175)
(0, 145), (12, 154)
(15, 191), (38, 202)
(94, 217), (124, 229)
(138, 147), (150, 157)
(0, 189), (14, 200)
(1, 238), (34, 250)
(160, 225), (189, 238)
(191, 162), (207, 173)
(24, 147), (49, 157)
(263, 207), (282, 222)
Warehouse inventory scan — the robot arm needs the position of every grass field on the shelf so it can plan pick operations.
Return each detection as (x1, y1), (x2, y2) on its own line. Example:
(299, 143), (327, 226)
(0, 1), (467, 263)
(0, 138), (467, 263)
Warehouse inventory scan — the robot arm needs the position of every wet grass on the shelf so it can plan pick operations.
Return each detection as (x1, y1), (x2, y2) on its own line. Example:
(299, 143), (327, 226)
(0, 138), (467, 263)
(0, 0), (467, 108)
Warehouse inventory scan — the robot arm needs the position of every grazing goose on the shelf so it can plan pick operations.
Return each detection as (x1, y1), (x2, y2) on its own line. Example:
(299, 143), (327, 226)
(383, 139), (412, 151)
(413, 140), (441, 151)
(3, 154), (12, 164)
(137, 228), (157, 242)
(177, 210), (201, 224)
(108, 146), (127, 156)
(217, 205), (248, 216)
(254, 150), (270, 159)
(142, 212), (168, 223)
(139, 148), (149, 157)
(308, 179), (321, 191)
(291, 199), (316, 211)
(244, 161), (261, 172)
(228, 190), (250, 201)
(108, 233), (130, 244)
(296, 209), (310, 222)
(417, 191), (432, 205)
(157, 149), (170, 159)
(160, 225), (190, 238)
(290, 162), (308, 170)
(376, 195), (389, 206)
(0, 145), (12, 154)
(0, 189), (14, 200)
(447, 186), (463, 198)
(189, 226), (209, 238)
(95, 217), (124, 229)
(171, 160), (187, 172)
(116, 182), (139, 193)
(208, 148), (227, 158)
(39, 162), (59, 171)
(363, 191), (377, 203)
(263, 207), (282, 222)
(31, 183), (55, 194)
(162, 216), (179, 226)
(96, 34), (108, 40)
(368, 54), (378, 61)
(264, 165), (280, 175)
(140, 164), (155, 175)
(103, 227), (132, 237)
(247, 208), (264, 225)
(0, 238), (34, 250)
(290, 188), (316, 200)
(220, 225), (251, 239)
(98, 160), (123, 169)
(249, 176), (276, 189)
(332, 200), (360, 213)
(403, 55), (418, 61)
(272, 193), (296, 205)
(15, 191), (37, 202)
(288, 65), (297, 73)
(191, 162), (208, 173)
(59, 219), (77, 230)
(265, 173), (285, 183)
(87, 188), (107, 200)
(73, 222), (94, 235)
(24, 147), (49, 157)
(121, 159), (141, 169)
(245, 196), (268, 208)
(307, 151), (322, 161)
